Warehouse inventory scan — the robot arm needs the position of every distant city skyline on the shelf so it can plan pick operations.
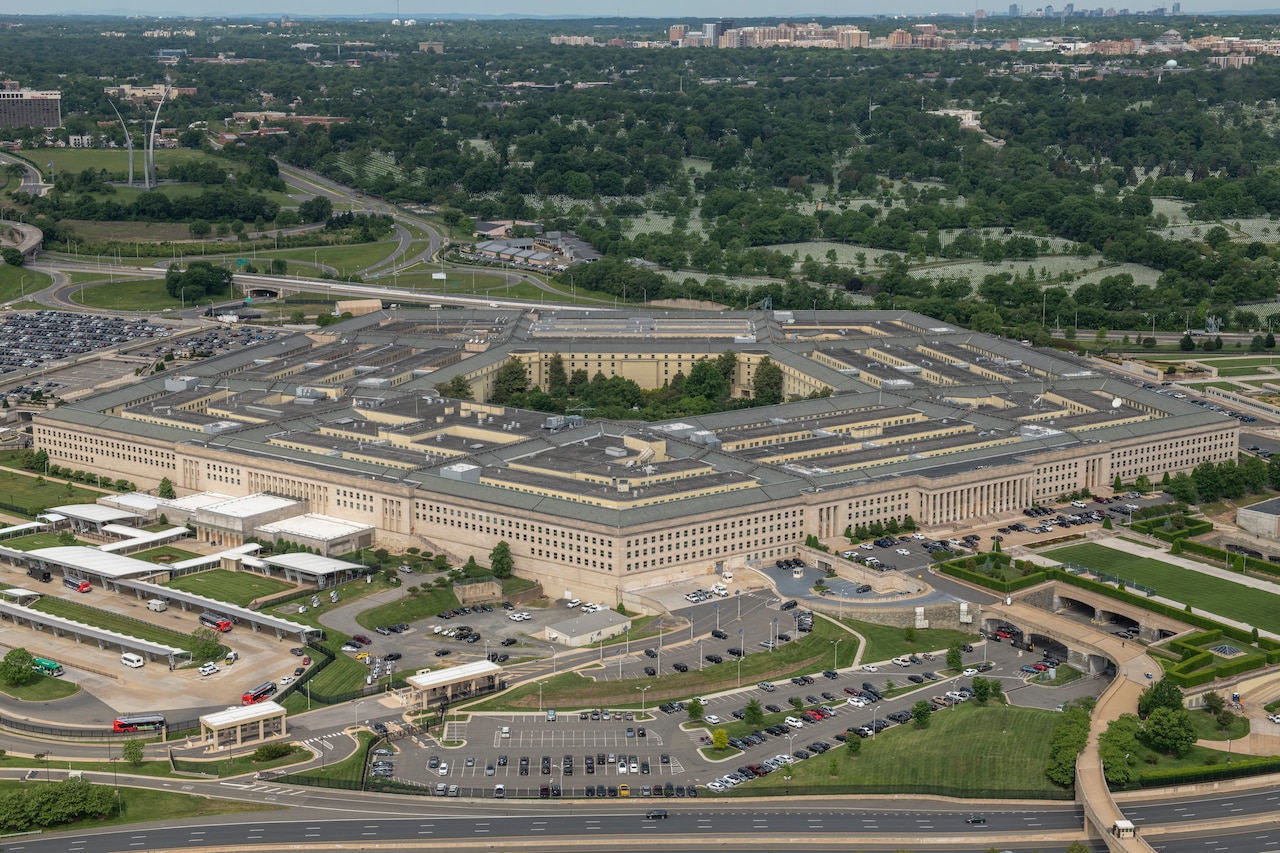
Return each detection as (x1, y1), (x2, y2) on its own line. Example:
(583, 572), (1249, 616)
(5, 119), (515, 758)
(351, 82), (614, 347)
(0, 2), (1257, 19)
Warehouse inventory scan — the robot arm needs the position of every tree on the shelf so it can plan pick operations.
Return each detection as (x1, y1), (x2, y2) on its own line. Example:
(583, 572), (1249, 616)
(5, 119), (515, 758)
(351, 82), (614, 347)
(0, 648), (34, 686)
(903, 625), (916, 644)
(911, 700), (933, 728)
(546, 352), (568, 394)
(1215, 708), (1237, 732)
(946, 641), (963, 671)
(845, 734), (862, 757)
(1098, 713), (1141, 785)
(711, 728), (729, 750)
(269, 258), (287, 276)
(436, 375), (474, 401)
(157, 477), (176, 499)
(971, 676), (992, 704)
(1179, 332), (1195, 351)
(122, 739), (145, 766)
(1142, 706), (1196, 756)
(298, 196), (333, 223)
(165, 260), (233, 301)
(790, 695), (805, 712)
(753, 357), (784, 406)
(190, 627), (222, 662)
(489, 357), (529, 404)
(1138, 678), (1184, 718)
(687, 698), (704, 722)
(1202, 691), (1226, 718)
(1113, 474), (1124, 491)
(684, 360), (729, 401)
(1045, 703), (1091, 787)
(744, 698), (765, 726)
(188, 219), (212, 238)
(489, 541), (513, 578)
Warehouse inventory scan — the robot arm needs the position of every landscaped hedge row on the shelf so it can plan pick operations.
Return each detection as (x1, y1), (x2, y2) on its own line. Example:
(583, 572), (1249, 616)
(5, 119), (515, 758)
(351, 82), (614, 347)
(1179, 539), (1280, 580)
(1133, 755), (1280, 789)
(937, 563), (1049, 593)
(1131, 517), (1213, 542)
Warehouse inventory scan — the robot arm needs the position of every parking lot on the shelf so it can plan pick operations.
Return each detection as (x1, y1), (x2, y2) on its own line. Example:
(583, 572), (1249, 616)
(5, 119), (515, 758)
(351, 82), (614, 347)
(367, 621), (1100, 798)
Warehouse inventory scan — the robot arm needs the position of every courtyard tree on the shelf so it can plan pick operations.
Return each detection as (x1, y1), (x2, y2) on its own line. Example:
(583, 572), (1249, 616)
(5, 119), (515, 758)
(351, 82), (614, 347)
(0, 648), (34, 686)
(157, 477), (176, 499)
(489, 541), (513, 579)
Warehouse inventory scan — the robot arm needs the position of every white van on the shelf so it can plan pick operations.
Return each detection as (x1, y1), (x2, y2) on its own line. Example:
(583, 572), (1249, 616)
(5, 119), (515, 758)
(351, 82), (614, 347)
(120, 652), (144, 668)
(146, 598), (167, 612)
(501, 726), (511, 738)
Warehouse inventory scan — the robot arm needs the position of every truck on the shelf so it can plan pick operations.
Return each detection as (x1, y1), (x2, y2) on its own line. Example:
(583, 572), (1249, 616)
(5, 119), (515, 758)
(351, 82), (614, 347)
(26, 566), (50, 583)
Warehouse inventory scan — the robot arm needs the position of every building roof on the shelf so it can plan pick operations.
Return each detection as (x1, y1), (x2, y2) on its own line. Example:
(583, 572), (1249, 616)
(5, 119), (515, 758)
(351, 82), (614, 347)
(203, 494), (300, 519)
(49, 504), (138, 524)
(200, 700), (286, 728)
(405, 660), (501, 691)
(546, 608), (631, 639)
(263, 552), (363, 577)
(26, 546), (160, 579)
(1241, 496), (1280, 517)
(255, 513), (373, 542)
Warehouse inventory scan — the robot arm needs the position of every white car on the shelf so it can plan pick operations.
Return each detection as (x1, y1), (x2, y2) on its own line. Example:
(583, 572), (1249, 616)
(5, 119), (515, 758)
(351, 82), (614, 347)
(438, 762), (449, 776)
(962, 668), (979, 677)
(707, 781), (727, 792)
(704, 714), (721, 725)
(618, 762), (628, 774)
(860, 542), (875, 549)
(567, 599), (581, 608)
(280, 675), (294, 685)
(896, 548), (911, 556)
(862, 664), (879, 672)
(912, 533), (926, 540)
(784, 716), (805, 729)
(198, 663), (219, 676)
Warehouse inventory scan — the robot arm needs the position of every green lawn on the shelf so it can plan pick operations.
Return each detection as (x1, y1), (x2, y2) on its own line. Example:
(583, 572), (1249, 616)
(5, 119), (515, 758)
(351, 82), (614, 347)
(29, 598), (213, 655)
(131, 545), (202, 563)
(840, 618), (976, 663)
(0, 779), (271, 829)
(270, 242), (399, 274)
(1049, 542), (1280, 633)
(0, 264), (50, 304)
(467, 618), (860, 712)
(40, 148), (225, 176)
(355, 585), (461, 631)
(164, 569), (293, 608)
(71, 278), (181, 312)
(0, 672), (80, 701)
(0, 470), (108, 517)
(721, 703), (1066, 798)
(1187, 707), (1250, 741)
(2, 531), (90, 550)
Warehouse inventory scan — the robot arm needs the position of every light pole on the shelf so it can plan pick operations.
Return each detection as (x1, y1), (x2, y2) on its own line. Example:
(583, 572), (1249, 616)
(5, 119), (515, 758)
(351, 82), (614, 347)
(771, 617), (778, 652)
(737, 591), (742, 621)
(832, 639), (843, 671)
(354, 700), (366, 729)
(639, 685), (650, 713)
(737, 628), (744, 687)
(872, 705), (880, 740)
(538, 680), (547, 711)
(699, 639), (704, 671)
(714, 603), (720, 631)
(549, 645), (557, 674)
(19, 275), (26, 298)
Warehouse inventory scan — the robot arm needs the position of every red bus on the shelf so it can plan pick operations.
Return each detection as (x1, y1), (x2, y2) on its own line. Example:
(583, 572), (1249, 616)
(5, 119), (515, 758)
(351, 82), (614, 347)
(242, 681), (278, 705)
(113, 713), (166, 733)
(199, 612), (232, 632)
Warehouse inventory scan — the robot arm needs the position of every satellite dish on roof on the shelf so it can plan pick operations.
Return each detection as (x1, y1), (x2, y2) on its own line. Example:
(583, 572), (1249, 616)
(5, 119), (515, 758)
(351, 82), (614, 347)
(1112, 398), (1122, 408)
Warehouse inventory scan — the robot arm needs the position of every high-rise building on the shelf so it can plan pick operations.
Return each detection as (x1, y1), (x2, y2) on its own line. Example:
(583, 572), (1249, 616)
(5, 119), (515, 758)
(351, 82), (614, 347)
(1008, 3), (1021, 15)
(0, 83), (61, 130)
(669, 24), (687, 43)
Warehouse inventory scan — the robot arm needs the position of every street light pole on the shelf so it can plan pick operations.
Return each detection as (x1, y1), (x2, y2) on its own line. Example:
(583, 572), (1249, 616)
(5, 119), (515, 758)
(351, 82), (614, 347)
(639, 685), (650, 713)
(538, 681), (547, 712)
(833, 639), (843, 671)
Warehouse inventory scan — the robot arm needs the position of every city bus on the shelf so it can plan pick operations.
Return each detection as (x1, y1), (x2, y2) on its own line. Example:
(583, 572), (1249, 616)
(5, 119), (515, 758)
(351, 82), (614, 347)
(31, 657), (62, 677)
(113, 713), (166, 733)
(199, 612), (233, 632)
(242, 681), (278, 705)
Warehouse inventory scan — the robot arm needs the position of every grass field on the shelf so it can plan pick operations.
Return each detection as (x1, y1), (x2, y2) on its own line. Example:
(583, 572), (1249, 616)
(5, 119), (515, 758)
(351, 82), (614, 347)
(71, 278), (180, 311)
(355, 585), (461, 631)
(1049, 542), (1280, 632)
(0, 671), (80, 701)
(288, 731), (373, 784)
(39, 148), (224, 177)
(842, 618), (976, 663)
(468, 617), (860, 712)
(0, 264), (51, 304)
(29, 597), (212, 655)
(62, 219), (195, 243)
(0, 779), (271, 829)
(1187, 707), (1250, 741)
(2, 531), (89, 550)
(271, 242), (399, 274)
(724, 703), (1065, 797)
(130, 545), (202, 563)
(0, 471), (107, 515)
(163, 569), (294, 607)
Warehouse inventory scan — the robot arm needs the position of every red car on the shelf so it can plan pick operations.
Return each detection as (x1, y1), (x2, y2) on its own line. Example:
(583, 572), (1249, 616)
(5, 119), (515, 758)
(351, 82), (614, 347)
(1032, 663), (1049, 672)
(352, 634), (372, 646)
(843, 687), (860, 696)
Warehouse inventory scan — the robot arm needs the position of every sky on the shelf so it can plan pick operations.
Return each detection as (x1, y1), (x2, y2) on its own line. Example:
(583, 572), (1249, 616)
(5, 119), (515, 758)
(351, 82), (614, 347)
(12, 2), (1280, 19)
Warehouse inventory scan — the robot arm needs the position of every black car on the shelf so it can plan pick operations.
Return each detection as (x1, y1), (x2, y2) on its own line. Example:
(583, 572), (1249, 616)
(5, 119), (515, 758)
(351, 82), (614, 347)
(711, 629), (729, 640)
(644, 648), (658, 659)
(705, 654), (724, 664)
(673, 662), (689, 672)
(727, 647), (744, 657)
(644, 666), (657, 676)
(385, 652), (402, 661)
(965, 815), (987, 825)
(501, 638), (518, 646)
